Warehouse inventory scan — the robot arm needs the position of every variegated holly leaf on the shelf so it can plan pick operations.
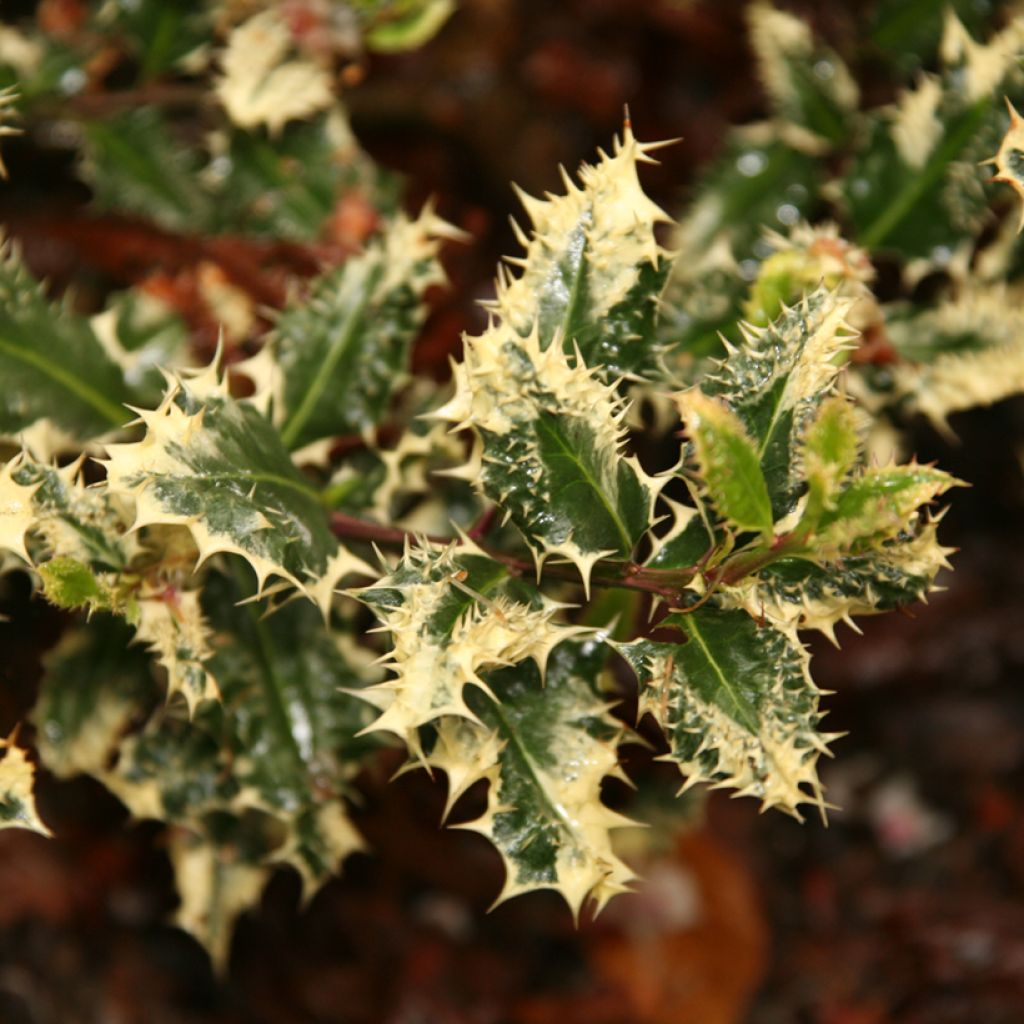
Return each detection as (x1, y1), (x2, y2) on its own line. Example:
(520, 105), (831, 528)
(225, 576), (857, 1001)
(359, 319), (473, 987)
(83, 109), (213, 233)
(0, 241), (133, 447)
(989, 98), (1024, 231)
(215, 10), (333, 136)
(618, 606), (831, 819)
(2, 456), (220, 713)
(103, 362), (370, 613)
(748, 2), (858, 148)
(169, 827), (271, 971)
(842, 13), (1024, 257)
(494, 124), (672, 382)
(33, 564), (373, 964)
(0, 735), (50, 836)
(274, 206), (463, 449)
(353, 543), (586, 758)
(701, 287), (857, 517)
(886, 286), (1024, 432)
(435, 322), (658, 589)
(429, 638), (635, 918)
(718, 517), (954, 641)
(34, 618), (159, 779)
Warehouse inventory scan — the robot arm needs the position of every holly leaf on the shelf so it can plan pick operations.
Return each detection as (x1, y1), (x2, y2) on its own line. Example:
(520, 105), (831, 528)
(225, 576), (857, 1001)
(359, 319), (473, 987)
(494, 124), (673, 382)
(677, 391), (773, 539)
(429, 639), (636, 918)
(354, 543), (585, 757)
(435, 323), (657, 591)
(103, 362), (370, 613)
(618, 606), (831, 819)
(0, 242), (133, 446)
(275, 206), (462, 449)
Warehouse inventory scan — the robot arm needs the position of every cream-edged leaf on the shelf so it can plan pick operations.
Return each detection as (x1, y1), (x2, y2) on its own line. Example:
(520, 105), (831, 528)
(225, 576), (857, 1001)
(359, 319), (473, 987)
(275, 205), (463, 449)
(0, 736), (50, 836)
(434, 639), (636, 919)
(353, 544), (585, 757)
(618, 607), (829, 819)
(216, 10), (333, 136)
(102, 365), (370, 613)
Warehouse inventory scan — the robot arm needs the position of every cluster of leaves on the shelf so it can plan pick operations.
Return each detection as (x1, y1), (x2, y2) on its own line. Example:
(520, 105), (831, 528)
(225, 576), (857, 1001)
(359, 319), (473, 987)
(0, 0), (1021, 968)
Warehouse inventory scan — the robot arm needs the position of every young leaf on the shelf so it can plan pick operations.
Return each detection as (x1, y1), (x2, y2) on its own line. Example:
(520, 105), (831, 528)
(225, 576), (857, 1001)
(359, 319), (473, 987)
(677, 390), (773, 538)
(719, 518), (954, 641)
(435, 322), (657, 589)
(619, 607), (830, 819)
(0, 242), (133, 448)
(430, 640), (636, 918)
(495, 123), (673, 382)
(703, 287), (857, 516)
(798, 394), (861, 525)
(815, 464), (957, 554)
(275, 206), (462, 449)
(102, 362), (370, 612)
(353, 544), (584, 757)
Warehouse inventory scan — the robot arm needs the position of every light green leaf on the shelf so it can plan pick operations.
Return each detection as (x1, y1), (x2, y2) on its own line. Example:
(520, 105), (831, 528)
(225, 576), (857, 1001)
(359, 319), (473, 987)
(363, 0), (456, 52)
(0, 242), (133, 445)
(798, 394), (861, 525)
(618, 606), (831, 819)
(276, 206), (461, 449)
(429, 639), (635, 918)
(677, 390), (773, 538)
(815, 463), (957, 553)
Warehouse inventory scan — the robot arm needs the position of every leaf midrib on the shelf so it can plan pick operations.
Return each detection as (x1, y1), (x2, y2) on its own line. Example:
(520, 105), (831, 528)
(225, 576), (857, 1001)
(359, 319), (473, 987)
(0, 333), (128, 430)
(280, 262), (385, 449)
(683, 614), (759, 736)
(534, 413), (633, 555)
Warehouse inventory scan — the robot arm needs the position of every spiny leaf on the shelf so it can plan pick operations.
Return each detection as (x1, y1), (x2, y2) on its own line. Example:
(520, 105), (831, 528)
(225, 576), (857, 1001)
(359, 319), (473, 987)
(887, 286), (1024, 432)
(989, 98), (1024, 231)
(0, 241), (133, 446)
(618, 606), (831, 819)
(353, 543), (584, 758)
(102, 361), (371, 613)
(814, 463), (957, 554)
(495, 123), (673, 382)
(0, 735), (50, 836)
(798, 394), (861, 525)
(430, 639), (636, 918)
(677, 391), (773, 539)
(703, 287), (857, 516)
(169, 827), (271, 971)
(215, 10), (333, 136)
(748, 2), (858, 147)
(434, 321), (657, 590)
(718, 518), (954, 641)
(34, 618), (158, 780)
(275, 205), (462, 450)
